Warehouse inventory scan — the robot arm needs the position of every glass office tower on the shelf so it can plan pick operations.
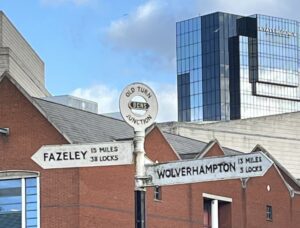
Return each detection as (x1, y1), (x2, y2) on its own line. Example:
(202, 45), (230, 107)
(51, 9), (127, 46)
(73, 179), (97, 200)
(177, 12), (300, 121)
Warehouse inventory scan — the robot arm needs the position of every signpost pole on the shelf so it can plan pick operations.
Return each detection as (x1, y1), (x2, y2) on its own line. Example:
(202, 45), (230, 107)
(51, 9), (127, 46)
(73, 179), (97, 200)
(134, 130), (146, 228)
(119, 82), (158, 228)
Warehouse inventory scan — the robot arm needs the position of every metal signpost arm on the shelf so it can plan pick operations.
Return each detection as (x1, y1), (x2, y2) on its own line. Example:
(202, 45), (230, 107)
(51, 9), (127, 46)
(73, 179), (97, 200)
(134, 130), (146, 228)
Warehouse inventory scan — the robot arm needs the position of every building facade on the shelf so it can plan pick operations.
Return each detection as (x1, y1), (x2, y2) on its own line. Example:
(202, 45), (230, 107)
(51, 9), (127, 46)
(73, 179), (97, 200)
(177, 12), (300, 121)
(2, 72), (300, 227)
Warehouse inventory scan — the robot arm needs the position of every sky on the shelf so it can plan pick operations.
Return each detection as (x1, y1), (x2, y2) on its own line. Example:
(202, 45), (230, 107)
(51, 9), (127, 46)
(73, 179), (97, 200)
(1, 0), (300, 122)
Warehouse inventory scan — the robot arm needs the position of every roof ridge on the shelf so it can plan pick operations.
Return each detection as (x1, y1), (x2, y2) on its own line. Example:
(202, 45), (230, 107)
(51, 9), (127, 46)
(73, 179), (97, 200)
(161, 130), (208, 144)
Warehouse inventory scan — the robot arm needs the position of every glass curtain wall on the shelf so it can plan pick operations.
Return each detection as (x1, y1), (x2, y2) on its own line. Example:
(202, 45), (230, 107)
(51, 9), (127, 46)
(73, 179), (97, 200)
(178, 12), (300, 121)
(236, 15), (300, 119)
(177, 17), (202, 121)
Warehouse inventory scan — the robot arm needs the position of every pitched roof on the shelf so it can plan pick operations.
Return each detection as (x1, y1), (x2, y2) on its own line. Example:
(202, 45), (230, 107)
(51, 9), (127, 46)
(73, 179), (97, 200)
(33, 98), (134, 144)
(0, 73), (244, 157)
(161, 131), (207, 155)
(161, 131), (242, 159)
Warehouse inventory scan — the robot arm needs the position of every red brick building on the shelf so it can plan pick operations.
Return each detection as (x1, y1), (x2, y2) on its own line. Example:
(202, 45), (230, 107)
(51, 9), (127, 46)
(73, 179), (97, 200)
(1, 72), (300, 228)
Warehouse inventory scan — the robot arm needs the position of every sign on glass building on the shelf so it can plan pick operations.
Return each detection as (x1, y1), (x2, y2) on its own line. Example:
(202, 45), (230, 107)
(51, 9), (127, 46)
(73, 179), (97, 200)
(177, 12), (300, 121)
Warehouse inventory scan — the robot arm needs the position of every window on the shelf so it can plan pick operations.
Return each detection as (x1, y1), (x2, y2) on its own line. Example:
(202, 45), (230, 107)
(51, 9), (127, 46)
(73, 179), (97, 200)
(266, 205), (272, 221)
(0, 172), (39, 228)
(154, 186), (162, 201)
(203, 193), (232, 228)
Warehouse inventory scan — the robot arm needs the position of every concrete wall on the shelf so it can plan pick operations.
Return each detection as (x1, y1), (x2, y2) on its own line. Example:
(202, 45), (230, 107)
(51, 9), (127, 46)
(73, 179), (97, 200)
(0, 47), (49, 97)
(43, 95), (98, 113)
(160, 112), (300, 179)
(0, 11), (49, 97)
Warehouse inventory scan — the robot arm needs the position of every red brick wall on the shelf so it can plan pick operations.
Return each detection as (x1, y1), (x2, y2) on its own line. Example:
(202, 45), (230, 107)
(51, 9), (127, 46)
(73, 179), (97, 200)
(202, 142), (225, 158)
(0, 77), (79, 228)
(245, 167), (291, 228)
(78, 127), (193, 227)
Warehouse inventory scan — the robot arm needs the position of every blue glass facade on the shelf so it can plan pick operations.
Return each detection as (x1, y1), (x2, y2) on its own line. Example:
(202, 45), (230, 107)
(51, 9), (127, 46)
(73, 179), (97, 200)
(177, 12), (300, 121)
(177, 17), (202, 121)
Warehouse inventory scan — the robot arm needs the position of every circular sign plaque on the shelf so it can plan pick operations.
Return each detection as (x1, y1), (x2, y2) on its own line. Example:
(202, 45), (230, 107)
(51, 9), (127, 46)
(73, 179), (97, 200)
(119, 83), (158, 131)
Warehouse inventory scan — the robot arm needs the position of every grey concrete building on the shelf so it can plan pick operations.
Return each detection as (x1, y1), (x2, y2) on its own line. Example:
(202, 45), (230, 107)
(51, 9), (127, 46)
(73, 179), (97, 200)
(0, 12), (102, 114)
(160, 111), (300, 179)
(0, 11), (50, 97)
(42, 95), (98, 113)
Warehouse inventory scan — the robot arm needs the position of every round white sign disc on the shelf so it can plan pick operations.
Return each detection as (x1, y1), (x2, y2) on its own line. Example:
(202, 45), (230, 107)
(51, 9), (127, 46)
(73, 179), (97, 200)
(119, 83), (158, 131)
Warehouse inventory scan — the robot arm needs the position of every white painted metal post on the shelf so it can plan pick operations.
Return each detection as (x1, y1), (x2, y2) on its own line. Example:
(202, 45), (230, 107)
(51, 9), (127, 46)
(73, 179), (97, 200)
(119, 82), (158, 228)
(211, 199), (219, 228)
(134, 131), (146, 189)
(134, 130), (146, 228)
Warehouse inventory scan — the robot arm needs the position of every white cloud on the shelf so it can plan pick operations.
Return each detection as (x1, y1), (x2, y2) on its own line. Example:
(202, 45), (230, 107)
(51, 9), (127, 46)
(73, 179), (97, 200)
(71, 84), (119, 113)
(104, 0), (300, 73)
(70, 82), (177, 122)
(104, 0), (180, 72)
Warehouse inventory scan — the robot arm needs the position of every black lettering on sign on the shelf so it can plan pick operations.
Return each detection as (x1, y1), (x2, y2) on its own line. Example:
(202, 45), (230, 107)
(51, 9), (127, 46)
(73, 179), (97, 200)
(98, 146), (119, 153)
(57, 152), (62, 161)
(43, 151), (88, 162)
(245, 156), (262, 164)
(129, 101), (150, 110)
(90, 156), (98, 162)
(44, 153), (49, 161)
(126, 114), (153, 125)
(126, 87), (135, 97)
(49, 153), (55, 161)
(99, 155), (119, 162)
(137, 86), (152, 99)
(246, 166), (262, 173)
(155, 162), (236, 179)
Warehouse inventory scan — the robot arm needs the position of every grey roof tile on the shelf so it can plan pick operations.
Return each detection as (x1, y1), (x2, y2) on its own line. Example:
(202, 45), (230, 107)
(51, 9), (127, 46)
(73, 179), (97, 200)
(161, 131), (242, 159)
(161, 131), (208, 156)
(32, 98), (243, 157)
(223, 147), (242, 156)
(34, 98), (134, 143)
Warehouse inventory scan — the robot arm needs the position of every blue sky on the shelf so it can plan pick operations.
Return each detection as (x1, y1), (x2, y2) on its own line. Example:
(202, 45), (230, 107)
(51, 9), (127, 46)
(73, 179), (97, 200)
(1, 0), (299, 121)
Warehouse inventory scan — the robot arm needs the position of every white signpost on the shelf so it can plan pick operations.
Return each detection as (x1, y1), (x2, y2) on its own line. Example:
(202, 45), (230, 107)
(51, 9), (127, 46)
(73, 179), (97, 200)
(119, 82), (158, 131)
(144, 152), (273, 187)
(119, 82), (158, 228)
(31, 141), (133, 169)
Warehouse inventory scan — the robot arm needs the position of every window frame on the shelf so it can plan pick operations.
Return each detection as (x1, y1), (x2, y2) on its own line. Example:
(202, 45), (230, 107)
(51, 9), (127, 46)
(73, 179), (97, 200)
(154, 186), (162, 201)
(0, 171), (40, 228)
(266, 205), (273, 221)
